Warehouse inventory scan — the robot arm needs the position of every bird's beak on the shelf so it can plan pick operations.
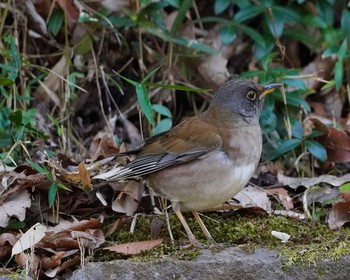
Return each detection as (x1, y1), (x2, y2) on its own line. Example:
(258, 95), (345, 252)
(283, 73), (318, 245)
(260, 83), (282, 99)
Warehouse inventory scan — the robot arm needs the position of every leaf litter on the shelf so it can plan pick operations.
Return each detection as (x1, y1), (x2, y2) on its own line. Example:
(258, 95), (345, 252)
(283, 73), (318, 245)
(1, 0), (350, 278)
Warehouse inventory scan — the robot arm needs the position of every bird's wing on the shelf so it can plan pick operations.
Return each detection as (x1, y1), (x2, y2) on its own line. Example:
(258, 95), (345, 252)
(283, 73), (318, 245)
(109, 116), (223, 180)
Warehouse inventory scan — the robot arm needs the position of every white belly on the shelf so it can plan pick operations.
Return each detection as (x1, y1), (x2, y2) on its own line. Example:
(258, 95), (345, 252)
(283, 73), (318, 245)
(146, 150), (257, 211)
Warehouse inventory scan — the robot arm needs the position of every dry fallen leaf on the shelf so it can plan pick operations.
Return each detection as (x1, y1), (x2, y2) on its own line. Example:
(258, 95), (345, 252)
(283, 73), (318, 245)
(89, 135), (120, 160)
(318, 127), (350, 163)
(327, 191), (350, 229)
(61, 162), (92, 189)
(277, 173), (350, 189)
(0, 190), (31, 228)
(34, 55), (69, 108)
(12, 223), (47, 256)
(111, 180), (144, 216)
(56, 0), (80, 21)
(197, 55), (229, 89)
(105, 239), (163, 255)
(234, 185), (271, 213)
(266, 187), (294, 210)
(0, 233), (18, 261)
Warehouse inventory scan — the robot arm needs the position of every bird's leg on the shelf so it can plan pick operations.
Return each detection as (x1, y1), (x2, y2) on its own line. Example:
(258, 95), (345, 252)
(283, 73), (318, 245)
(175, 210), (204, 248)
(191, 211), (216, 244)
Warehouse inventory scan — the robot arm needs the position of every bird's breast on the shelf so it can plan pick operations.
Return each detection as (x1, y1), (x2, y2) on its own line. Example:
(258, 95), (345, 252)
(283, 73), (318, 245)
(146, 149), (259, 211)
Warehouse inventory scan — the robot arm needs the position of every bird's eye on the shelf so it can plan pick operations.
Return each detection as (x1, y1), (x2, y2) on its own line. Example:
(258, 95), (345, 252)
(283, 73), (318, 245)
(247, 91), (257, 100)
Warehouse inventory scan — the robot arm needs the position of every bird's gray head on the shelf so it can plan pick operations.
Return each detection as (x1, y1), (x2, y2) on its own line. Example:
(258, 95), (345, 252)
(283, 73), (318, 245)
(207, 79), (281, 125)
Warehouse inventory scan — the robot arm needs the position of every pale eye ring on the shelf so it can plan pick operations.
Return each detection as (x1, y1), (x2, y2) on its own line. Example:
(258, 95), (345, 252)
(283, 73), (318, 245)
(247, 91), (257, 100)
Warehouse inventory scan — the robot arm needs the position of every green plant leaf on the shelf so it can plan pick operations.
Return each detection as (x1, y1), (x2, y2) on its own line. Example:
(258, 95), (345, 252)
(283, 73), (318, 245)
(277, 139), (301, 155)
(26, 159), (48, 174)
(266, 17), (284, 38)
(147, 28), (220, 55)
(48, 114), (62, 136)
(152, 118), (172, 135)
(282, 78), (307, 89)
(239, 24), (266, 48)
(272, 90), (311, 112)
(291, 119), (303, 139)
(142, 65), (162, 83)
(108, 15), (136, 28)
(335, 60), (343, 91)
(165, 0), (180, 8)
(170, 0), (192, 35)
(339, 183), (350, 192)
(119, 74), (155, 124)
(47, 7), (64, 36)
(22, 108), (37, 126)
(58, 183), (71, 191)
(173, 37), (220, 54)
(260, 109), (277, 134)
(337, 39), (347, 60)
(341, 10), (350, 41)
(302, 15), (327, 28)
(145, 83), (208, 92)
(152, 104), (172, 118)
(234, 5), (266, 22)
(271, 6), (300, 22)
(305, 140), (327, 161)
(214, 0), (231, 15)
(136, 83), (154, 124)
(74, 34), (93, 55)
(0, 76), (14, 86)
(7, 36), (20, 76)
(48, 182), (58, 207)
(0, 132), (13, 148)
(15, 126), (25, 141)
(9, 110), (22, 125)
(139, 2), (170, 18)
(220, 26), (237, 45)
(316, 1), (334, 26)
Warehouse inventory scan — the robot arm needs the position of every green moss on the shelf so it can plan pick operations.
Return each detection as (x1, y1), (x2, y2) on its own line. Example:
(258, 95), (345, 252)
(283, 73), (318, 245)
(94, 212), (350, 267)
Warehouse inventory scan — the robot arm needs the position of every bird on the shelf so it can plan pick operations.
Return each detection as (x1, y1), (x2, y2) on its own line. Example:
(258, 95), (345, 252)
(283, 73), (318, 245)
(105, 79), (281, 247)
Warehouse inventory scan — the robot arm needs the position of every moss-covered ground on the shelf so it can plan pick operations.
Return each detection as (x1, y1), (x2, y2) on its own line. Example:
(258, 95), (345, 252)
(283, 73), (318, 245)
(94, 212), (350, 267)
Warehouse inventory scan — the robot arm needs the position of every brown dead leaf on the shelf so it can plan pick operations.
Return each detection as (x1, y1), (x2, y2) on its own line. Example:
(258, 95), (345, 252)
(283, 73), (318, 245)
(301, 56), (334, 90)
(43, 254), (81, 278)
(327, 200), (350, 229)
(78, 162), (91, 190)
(233, 186), (271, 213)
(0, 190), (31, 228)
(278, 173), (350, 189)
(0, 233), (18, 261)
(61, 162), (91, 189)
(57, 0), (80, 22)
(111, 181), (144, 216)
(49, 218), (101, 233)
(319, 127), (350, 163)
(105, 239), (163, 255)
(15, 252), (41, 278)
(267, 187), (294, 210)
(89, 136), (120, 160)
(71, 228), (105, 249)
(34, 55), (69, 108)
(41, 218), (104, 251)
(41, 251), (66, 270)
(197, 55), (229, 90)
